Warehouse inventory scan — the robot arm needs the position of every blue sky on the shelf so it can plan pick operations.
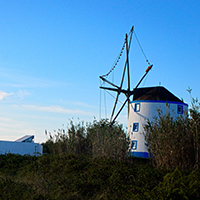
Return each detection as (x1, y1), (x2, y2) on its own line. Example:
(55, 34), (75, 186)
(0, 0), (199, 142)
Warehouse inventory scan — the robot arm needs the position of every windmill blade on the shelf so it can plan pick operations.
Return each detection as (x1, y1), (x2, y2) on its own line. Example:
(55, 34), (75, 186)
(99, 27), (133, 92)
(127, 98), (130, 118)
(133, 65), (153, 91)
(126, 34), (130, 92)
(99, 26), (136, 124)
(109, 57), (127, 123)
(100, 86), (128, 122)
(108, 34), (130, 123)
(119, 29), (133, 89)
(127, 26), (134, 91)
(111, 97), (129, 124)
(119, 53), (127, 89)
(110, 92), (120, 122)
(100, 86), (127, 94)
(100, 87), (119, 93)
(99, 76), (120, 89)
(100, 85), (127, 122)
(124, 28), (134, 120)
(109, 27), (134, 124)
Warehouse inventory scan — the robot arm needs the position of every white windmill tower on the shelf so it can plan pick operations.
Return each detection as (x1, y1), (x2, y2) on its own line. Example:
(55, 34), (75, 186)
(99, 26), (188, 158)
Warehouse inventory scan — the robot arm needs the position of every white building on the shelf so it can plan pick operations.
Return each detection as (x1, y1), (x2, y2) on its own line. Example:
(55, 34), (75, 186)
(127, 86), (188, 158)
(0, 135), (43, 156)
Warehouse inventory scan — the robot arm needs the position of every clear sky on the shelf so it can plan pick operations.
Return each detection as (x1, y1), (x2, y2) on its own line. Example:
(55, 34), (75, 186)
(0, 0), (199, 143)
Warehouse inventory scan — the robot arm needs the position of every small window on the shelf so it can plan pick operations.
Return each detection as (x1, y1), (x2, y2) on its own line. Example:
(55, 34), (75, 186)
(177, 105), (183, 114)
(131, 140), (137, 150)
(134, 103), (140, 112)
(133, 123), (139, 132)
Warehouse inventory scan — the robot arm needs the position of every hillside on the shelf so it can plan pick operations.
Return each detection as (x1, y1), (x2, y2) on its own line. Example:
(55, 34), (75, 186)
(0, 153), (199, 199)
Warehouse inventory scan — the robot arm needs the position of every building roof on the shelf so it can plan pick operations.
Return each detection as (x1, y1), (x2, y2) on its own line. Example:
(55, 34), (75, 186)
(15, 135), (34, 143)
(132, 86), (183, 102)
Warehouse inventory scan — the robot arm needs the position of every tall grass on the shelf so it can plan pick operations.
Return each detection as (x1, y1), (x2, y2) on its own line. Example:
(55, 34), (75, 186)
(43, 119), (129, 160)
(144, 98), (200, 170)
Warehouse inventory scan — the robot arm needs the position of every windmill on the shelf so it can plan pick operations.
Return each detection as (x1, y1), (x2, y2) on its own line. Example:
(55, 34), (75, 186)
(99, 26), (153, 124)
(99, 27), (188, 158)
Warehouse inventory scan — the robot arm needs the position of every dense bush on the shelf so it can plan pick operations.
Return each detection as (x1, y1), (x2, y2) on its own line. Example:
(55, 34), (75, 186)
(0, 154), (37, 176)
(0, 154), (200, 199)
(43, 119), (129, 160)
(144, 98), (200, 170)
(0, 177), (39, 200)
(150, 167), (200, 200)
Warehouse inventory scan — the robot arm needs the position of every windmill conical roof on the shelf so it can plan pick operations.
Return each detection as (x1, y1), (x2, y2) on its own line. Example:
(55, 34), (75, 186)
(133, 86), (182, 102)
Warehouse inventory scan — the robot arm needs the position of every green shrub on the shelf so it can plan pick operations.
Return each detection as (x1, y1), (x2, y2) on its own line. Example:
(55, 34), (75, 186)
(1, 153), (200, 199)
(43, 119), (129, 160)
(144, 98), (200, 170)
(150, 168), (200, 200)
(0, 177), (40, 200)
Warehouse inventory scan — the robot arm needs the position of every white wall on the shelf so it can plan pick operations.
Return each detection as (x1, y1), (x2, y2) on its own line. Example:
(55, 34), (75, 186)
(127, 100), (188, 157)
(0, 141), (43, 156)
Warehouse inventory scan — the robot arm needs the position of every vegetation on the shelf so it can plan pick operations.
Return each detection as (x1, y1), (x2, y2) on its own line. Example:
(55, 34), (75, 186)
(0, 153), (200, 199)
(1, 102), (200, 199)
(43, 119), (129, 160)
(144, 98), (200, 170)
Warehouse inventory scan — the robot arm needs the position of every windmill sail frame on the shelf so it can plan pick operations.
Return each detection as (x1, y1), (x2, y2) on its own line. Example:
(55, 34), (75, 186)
(99, 26), (153, 124)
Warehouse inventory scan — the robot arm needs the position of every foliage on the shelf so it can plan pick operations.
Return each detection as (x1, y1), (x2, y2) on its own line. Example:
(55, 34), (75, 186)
(1, 107), (200, 199)
(0, 154), (37, 176)
(43, 119), (129, 160)
(0, 177), (40, 200)
(0, 154), (200, 199)
(150, 167), (200, 200)
(144, 98), (200, 170)
(86, 119), (129, 159)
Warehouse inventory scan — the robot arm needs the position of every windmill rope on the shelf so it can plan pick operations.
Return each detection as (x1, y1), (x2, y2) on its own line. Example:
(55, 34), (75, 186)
(133, 30), (151, 66)
(99, 79), (102, 120)
(101, 40), (126, 78)
(141, 72), (149, 86)
(104, 89), (107, 118)
(105, 90), (128, 108)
